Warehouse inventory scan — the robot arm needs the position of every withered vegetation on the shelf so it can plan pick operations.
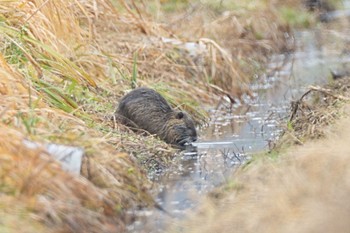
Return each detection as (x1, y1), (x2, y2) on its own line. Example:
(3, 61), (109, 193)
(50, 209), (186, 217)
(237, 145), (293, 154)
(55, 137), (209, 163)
(279, 76), (350, 146)
(0, 0), (302, 231)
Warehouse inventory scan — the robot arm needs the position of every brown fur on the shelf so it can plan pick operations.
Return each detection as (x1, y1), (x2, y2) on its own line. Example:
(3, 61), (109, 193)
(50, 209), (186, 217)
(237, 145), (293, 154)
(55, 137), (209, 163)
(115, 87), (197, 147)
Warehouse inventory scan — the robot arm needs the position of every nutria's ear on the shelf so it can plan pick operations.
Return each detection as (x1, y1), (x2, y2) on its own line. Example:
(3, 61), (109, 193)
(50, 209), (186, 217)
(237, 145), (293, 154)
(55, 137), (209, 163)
(176, 111), (184, 119)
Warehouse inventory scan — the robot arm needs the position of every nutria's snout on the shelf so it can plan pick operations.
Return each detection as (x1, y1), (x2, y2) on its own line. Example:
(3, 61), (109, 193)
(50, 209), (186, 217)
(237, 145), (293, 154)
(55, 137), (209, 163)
(177, 135), (197, 147)
(190, 134), (198, 143)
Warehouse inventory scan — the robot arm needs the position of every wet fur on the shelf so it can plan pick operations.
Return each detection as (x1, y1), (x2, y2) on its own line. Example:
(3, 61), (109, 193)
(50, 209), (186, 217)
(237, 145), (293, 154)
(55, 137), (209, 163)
(115, 87), (197, 147)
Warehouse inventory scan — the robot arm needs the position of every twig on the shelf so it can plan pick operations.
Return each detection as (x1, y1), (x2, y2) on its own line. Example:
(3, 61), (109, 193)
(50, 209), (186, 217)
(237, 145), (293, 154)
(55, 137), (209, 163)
(289, 85), (350, 122)
(308, 85), (350, 101)
(285, 131), (304, 145)
(289, 89), (312, 122)
(24, 0), (51, 24)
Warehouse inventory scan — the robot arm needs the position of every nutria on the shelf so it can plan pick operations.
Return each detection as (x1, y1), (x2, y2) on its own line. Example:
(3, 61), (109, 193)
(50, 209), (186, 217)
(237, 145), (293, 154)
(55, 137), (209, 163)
(115, 87), (197, 147)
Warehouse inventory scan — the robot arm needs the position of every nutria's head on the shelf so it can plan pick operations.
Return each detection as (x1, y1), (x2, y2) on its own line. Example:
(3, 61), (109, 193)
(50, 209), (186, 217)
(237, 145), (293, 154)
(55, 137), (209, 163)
(163, 111), (197, 148)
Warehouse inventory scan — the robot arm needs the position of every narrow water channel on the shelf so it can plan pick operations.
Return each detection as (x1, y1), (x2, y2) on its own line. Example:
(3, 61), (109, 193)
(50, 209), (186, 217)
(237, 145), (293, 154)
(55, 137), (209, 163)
(128, 3), (350, 232)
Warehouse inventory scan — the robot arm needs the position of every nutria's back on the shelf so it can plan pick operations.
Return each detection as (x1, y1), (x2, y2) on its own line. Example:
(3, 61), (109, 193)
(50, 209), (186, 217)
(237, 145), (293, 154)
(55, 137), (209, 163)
(116, 87), (197, 147)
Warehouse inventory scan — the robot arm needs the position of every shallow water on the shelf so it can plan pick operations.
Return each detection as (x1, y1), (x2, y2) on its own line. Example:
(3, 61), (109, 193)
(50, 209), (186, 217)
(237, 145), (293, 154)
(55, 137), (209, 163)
(128, 4), (350, 232)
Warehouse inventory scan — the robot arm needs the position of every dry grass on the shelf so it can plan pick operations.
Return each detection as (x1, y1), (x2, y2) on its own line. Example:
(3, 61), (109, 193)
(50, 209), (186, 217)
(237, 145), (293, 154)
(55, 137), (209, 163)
(145, 0), (295, 101)
(0, 125), (127, 232)
(278, 77), (350, 146)
(0, 55), (158, 231)
(0, 0), (302, 231)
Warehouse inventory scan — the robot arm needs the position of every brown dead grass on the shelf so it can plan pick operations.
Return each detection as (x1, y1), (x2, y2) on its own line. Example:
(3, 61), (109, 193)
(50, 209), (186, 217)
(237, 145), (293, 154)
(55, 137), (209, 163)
(279, 77), (350, 145)
(145, 1), (293, 101)
(0, 125), (126, 232)
(0, 57), (158, 231)
(0, 0), (298, 231)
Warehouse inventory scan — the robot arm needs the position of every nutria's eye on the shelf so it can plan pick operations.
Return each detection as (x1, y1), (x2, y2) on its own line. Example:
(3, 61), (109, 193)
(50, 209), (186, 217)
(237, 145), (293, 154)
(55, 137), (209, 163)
(176, 111), (184, 119)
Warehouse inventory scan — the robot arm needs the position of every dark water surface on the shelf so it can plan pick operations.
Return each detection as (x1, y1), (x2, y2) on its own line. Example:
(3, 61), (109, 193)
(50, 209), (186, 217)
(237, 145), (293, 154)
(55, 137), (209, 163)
(128, 4), (350, 232)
